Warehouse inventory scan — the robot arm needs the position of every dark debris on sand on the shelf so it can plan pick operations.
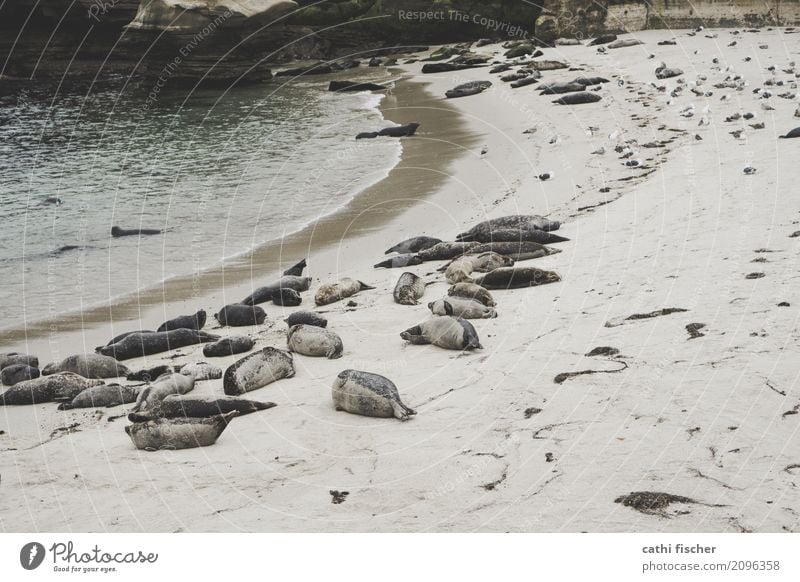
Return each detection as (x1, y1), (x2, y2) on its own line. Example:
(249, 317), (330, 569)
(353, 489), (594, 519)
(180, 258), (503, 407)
(330, 490), (350, 504)
(614, 491), (724, 517)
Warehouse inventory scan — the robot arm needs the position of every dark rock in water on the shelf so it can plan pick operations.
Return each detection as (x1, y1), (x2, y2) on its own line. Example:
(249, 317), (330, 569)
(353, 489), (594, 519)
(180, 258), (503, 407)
(285, 311), (328, 329)
(275, 62), (333, 77)
(111, 226), (161, 237)
(272, 288), (302, 306)
(203, 336), (256, 358)
(127, 365), (173, 382)
(421, 62), (483, 74)
(157, 310), (206, 332)
(510, 76), (539, 89)
(505, 43), (535, 58)
(553, 92), (602, 105)
(356, 132), (379, 140)
(445, 80), (492, 98)
(490, 64), (512, 73)
(329, 80), (386, 92)
(378, 123), (420, 137)
(588, 34), (617, 46)
(1, 364), (40, 386)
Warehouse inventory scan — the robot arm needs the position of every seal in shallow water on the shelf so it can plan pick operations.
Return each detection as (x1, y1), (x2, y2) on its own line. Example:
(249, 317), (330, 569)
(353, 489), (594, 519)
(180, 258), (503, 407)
(385, 236), (442, 254)
(456, 215), (561, 242)
(400, 316), (483, 350)
(97, 329), (220, 360)
(157, 310), (206, 332)
(223, 347), (295, 395)
(314, 278), (375, 306)
(42, 353), (131, 379)
(332, 370), (416, 420)
(0, 372), (103, 405)
(287, 324), (344, 359)
(125, 411), (237, 451)
(128, 395), (275, 421)
(393, 272), (427, 305)
(473, 267), (561, 289)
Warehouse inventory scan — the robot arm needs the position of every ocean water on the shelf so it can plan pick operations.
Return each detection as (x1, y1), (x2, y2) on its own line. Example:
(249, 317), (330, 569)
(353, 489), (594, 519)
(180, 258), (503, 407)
(0, 78), (401, 331)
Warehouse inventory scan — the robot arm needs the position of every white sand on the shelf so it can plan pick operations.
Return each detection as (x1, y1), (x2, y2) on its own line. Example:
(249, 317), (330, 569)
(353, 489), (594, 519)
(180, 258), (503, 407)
(2, 28), (800, 532)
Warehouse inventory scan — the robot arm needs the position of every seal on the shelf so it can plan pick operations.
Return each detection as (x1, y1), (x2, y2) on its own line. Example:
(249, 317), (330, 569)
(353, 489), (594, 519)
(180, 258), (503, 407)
(127, 365), (172, 382)
(400, 316), (483, 350)
(125, 411), (237, 451)
(215, 304), (267, 327)
(394, 272), (427, 305)
(223, 347), (295, 395)
(443, 252), (514, 284)
(446, 80), (492, 98)
(456, 215), (561, 242)
(282, 258), (307, 276)
(111, 226), (161, 237)
(332, 370), (416, 420)
(240, 276), (312, 306)
(415, 242), (480, 262)
(0, 352), (39, 370)
(1, 364), (40, 386)
(178, 362), (223, 381)
(476, 227), (569, 245)
(0, 372), (103, 405)
(573, 76), (610, 86)
(57, 383), (141, 410)
(473, 267), (561, 289)
(287, 324), (344, 359)
(42, 353), (131, 379)
(553, 92), (602, 105)
(779, 127), (800, 138)
(510, 76), (539, 89)
(285, 311), (328, 328)
(356, 132), (379, 140)
(131, 371), (196, 413)
(157, 310), (206, 332)
(448, 282), (496, 307)
(428, 297), (497, 319)
(104, 330), (154, 346)
(272, 288), (302, 306)
(128, 395), (275, 421)
(315, 278), (375, 306)
(202, 335), (255, 357)
(385, 236), (442, 254)
(374, 254), (423, 269)
(97, 329), (220, 360)
(378, 123), (420, 137)
(538, 82), (585, 94)
(469, 241), (562, 261)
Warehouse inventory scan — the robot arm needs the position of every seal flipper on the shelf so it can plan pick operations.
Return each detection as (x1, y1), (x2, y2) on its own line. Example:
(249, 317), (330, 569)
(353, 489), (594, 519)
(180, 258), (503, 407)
(131, 386), (150, 413)
(357, 281), (376, 290)
(390, 400), (417, 421)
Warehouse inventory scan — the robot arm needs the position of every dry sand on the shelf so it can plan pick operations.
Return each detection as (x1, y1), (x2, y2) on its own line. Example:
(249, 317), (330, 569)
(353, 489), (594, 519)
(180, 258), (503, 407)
(2, 28), (800, 532)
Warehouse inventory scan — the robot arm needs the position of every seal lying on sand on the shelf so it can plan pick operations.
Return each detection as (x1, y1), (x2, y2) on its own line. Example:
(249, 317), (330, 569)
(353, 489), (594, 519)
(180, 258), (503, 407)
(157, 310), (206, 332)
(57, 383), (141, 410)
(0, 372), (103, 405)
(0, 352), (39, 370)
(379, 123), (420, 137)
(127, 365), (172, 382)
(401, 317), (483, 350)
(97, 329), (220, 360)
(456, 215), (561, 242)
(272, 288), (302, 306)
(473, 267), (561, 289)
(215, 304), (267, 327)
(287, 324), (344, 359)
(202, 336), (255, 357)
(178, 362), (222, 381)
(43, 353), (131, 379)
(470, 241), (561, 261)
(125, 411), (237, 451)
(374, 254), (423, 269)
(1, 364), (40, 386)
(553, 92), (602, 105)
(315, 278), (375, 306)
(223, 347), (295, 395)
(241, 276), (312, 306)
(394, 272), (427, 305)
(332, 370), (416, 420)
(448, 282), (496, 307)
(385, 236), (441, 254)
(415, 242), (480, 262)
(443, 252), (514, 284)
(429, 297), (497, 319)
(285, 311), (328, 328)
(128, 395), (275, 421)
(131, 371), (196, 413)
(477, 227), (569, 245)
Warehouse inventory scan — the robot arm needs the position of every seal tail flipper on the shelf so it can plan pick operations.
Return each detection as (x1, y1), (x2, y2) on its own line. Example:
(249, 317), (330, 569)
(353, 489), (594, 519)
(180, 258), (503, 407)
(357, 281), (376, 290)
(391, 400), (417, 421)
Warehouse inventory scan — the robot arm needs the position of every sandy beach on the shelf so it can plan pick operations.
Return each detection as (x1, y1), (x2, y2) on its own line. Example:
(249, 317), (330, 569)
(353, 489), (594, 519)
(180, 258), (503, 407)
(2, 28), (800, 533)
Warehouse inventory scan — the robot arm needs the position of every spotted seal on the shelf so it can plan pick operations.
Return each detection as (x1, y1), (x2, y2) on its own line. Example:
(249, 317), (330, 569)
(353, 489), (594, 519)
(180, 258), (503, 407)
(473, 267), (561, 289)
(223, 347), (295, 395)
(393, 272), (427, 305)
(447, 282), (496, 307)
(478, 227), (569, 244)
(127, 395), (275, 421)
(0, 372), (104, 405)
(428, 297), (497, 319)
(400, 316), (483, 350)
(131, 371), (196, 413)
(0, 352), (39, 370)
(314, 278), (375, 306)
(470, 241), (561, 261)
(125, 411), (237, 451)
(271, 288), (302, 306)
(332, 370), (416, 420)
(287, 324), (344, 359)
(385, 236), (442, 254)
(178, 362), (223, 381)
(285, 311), (328, 328)
(443, 252), (514, 284)
(43, 353), (131, 379)
(202, 336), (255, 357)
(1, 364), (40, 386)
(127, 365), (172, 382)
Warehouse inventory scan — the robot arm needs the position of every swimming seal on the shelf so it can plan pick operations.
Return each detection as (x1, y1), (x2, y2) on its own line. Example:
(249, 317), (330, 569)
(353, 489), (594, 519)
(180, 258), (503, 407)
(456, 215), (561, 242)
(394, 272), (427, 305)
(428, 297), (497, 319)
(111, 226), (161, 237)
(178, 362), (223, 381)
(57, 383), (141, 410)
(332, 370), (416, 420)
(287, 324), (344, 359)
(0, 352), (39, 370)
(240, 276), (312, 306)
(285, 311), (328, 328)
(470, 241), (562, 261)
(157, 310), (206, 332)
(315, 278), (375, 306)
(401, 317), (483, 350)
(97, 329), (220, 360)
(125, 411), (237, 451)
(223, 347), (295, 395)
(1, 364), (40, 386)
(473, 267), (561, 290)
(0, 372), (104, 405)
(415, 242), (480, 262)
(553, 92), (602, 105)
(215, 304), (267, 327)
(42, 353), (131, 379)
(131, 371), (196, 413)
(374, 254), (423, 269)
(128, 395), (275, 421)
(385, 236), (442, 254)
(447, 282), (496, 307)
(272, 288), (303, 306)
(202, 336), (255, 357)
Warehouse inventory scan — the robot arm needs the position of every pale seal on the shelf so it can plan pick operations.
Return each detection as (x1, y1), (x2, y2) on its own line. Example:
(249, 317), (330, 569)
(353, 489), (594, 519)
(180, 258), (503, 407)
(223, 347), (295, 396)
(385, 236), (441, 254)
(287, 324), (344, 359)
(42, 353), (131, 379)
(374, 254), (423, 269)
(447, 282), (496, 307)
(314, 278), (375, 306)
(332, 370), (416, 420)
(428, 297), (497, 319)
(241, 276), (312, 306)
(157, 310), (206, 332)
(400, 317), (483, 350)
(393, 272), (427, 305)
(125, 411), (237, 451)
(202, 336), (255, 357)
(538, 82), (586, 94)
(57, 383), (141, 410)
(104, 330), (154, 346)
(1, 364), (40, 386)
(0, 372), (104, 405)
(97, 329), (220, 360)
(131, 371), (196, 413)
(415, 242), (480, 262)
(473, 267), (561, 289)
(285, 311), (328, 328)
(480, 227), (569, 244)
(456, 215), (561, 242)
(271, 288), (302, 306)
(470, 241), (562, 261)
(128, 395), (275, 421)
(215, 304), (267, 327)
(178, 362), (223, 381)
